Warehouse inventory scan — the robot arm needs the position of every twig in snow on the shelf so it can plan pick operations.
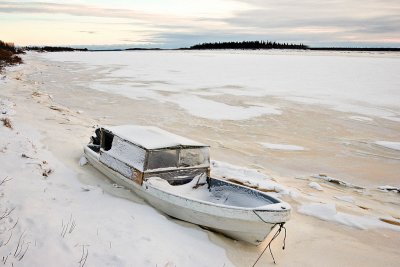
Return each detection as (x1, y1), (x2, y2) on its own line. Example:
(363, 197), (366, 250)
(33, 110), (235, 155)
(18, 243), (30, 261)
(11, 231), (31, 263)
(0, 207), (15, 221)
(69, 220), (76, 234)
(2, 253), (10, 264)
(13, 231), (25, 257)
(78, 245), (89, 267)
(8, 218), (19, 231)
(0, 232), (13, 247)
(0, 176), (12, 186)
(61, 215), (76, 238)
(21, 153), (36, 159)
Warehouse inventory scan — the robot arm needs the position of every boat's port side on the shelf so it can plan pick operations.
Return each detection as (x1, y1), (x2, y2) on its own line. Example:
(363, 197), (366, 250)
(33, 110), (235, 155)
(84, 146), (144, 192)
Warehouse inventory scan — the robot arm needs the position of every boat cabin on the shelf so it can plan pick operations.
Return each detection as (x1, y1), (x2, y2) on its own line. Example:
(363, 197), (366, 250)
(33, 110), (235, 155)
(89, 125), (210, 185)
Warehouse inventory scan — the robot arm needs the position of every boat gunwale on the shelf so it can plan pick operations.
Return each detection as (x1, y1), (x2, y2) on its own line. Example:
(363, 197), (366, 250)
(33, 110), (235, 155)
(143, 178), (290, 213)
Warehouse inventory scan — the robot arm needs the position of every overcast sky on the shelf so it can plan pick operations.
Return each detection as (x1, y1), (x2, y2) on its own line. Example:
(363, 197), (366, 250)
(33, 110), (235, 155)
(1, 0), (399, 48)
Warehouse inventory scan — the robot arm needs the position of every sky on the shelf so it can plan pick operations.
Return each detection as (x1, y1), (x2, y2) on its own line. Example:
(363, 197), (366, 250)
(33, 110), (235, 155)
(1, 0), (399, 48)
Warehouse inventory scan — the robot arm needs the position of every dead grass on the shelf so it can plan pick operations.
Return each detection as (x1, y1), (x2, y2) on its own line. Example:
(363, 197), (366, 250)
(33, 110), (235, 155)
(0, 50), (22, 69)
(0, 117), (12, 129)
(0, 40), (23, 72)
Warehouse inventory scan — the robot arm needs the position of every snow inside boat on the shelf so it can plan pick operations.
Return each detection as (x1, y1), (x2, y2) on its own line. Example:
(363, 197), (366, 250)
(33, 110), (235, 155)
(83, 125), (291, 245)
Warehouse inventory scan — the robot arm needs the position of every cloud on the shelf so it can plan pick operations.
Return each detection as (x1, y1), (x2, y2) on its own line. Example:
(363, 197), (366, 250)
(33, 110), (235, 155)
(79, 31), (96, 34)
(220, 0), (400, 44)
(1, 0), (399, 47)
(0, 1), (172, 22)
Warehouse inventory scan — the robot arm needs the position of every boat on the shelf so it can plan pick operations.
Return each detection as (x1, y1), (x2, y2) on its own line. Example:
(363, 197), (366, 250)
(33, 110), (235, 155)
(83, 125), (291, 245)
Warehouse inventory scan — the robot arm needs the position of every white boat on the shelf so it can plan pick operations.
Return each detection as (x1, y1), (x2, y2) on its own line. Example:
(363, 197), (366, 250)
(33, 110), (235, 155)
(83, 125), (291, 245)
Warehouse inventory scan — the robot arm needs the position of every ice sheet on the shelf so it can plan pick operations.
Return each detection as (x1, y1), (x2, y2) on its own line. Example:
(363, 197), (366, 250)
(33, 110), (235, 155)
(298, 203), (400, 231)
(374, 141), (400, 151)
(309, 182), (323, 191)
(40, 51), (400, 121)
(260, 142), (306, 151)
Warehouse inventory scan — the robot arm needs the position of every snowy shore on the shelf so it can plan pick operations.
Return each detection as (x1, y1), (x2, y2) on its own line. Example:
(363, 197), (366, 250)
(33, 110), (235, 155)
(0, 51), (399, 266)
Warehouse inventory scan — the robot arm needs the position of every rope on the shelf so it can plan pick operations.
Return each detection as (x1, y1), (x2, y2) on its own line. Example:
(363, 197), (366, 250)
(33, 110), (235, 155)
(251, 221), (287, 266)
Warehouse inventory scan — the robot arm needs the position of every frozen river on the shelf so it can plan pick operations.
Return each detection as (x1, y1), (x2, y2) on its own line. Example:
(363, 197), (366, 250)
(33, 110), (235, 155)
(41, 50), (400, 121)
(34, 50), (400, 186)
(1, 50), (399, 267)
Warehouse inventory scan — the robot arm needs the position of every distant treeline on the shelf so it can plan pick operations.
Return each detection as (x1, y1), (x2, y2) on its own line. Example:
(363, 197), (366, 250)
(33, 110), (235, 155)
(189, 41), (309, 50)
(309, 47), (400, 52)
(0, 40), (23, 71)
(125, 48), (161, 51)
(25, 46), (88, 52)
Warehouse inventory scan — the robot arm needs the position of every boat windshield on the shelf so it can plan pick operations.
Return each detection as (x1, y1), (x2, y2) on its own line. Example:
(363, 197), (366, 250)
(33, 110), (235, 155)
(146, 147), (209, 170)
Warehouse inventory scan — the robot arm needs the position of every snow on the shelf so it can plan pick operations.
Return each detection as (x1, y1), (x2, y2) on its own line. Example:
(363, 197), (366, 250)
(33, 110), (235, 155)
(103, 135), (146, 171)
(211, 160), (291, 195)
(40, 50), (400, 121)
(107, 125), (206, 149)
(298, 203), (400, 231)
(100, 152), (135, 178)
(260, 142), (306, 151)
(0, 102), (233, 266)
(166, 94), (281, 120)
(374, 141), (400, 151)
(308, 182), (323, 191)
(145, 175), (289, 209)
(0, 98), (15, 116)
(348, 116), (373, 122)
(4, 50), (400, 265)
(79, 156), (88, 166)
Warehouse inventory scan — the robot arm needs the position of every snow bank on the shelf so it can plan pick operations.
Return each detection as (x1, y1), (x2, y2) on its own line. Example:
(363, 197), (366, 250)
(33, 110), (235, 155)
(0, 119), (233, 266)
(298, 203), (400, 231)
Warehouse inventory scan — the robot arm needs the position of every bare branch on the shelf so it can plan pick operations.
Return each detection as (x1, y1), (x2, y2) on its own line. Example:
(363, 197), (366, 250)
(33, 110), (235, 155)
(0, 176), (12, 186)
(0, 207), (15, 221)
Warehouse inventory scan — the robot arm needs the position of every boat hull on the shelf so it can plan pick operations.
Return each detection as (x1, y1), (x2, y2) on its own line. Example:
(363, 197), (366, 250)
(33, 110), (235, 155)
(84, 146), (290, 245)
